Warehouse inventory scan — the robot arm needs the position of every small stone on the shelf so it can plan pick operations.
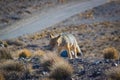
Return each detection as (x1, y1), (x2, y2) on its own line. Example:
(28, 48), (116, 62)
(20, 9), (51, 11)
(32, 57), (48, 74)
(42, 71), (48, 75)
(92, 60), (102, 65)
(90, 70), (101, 77)
(104, 59), (110, 63)
(112, 63), (118, 67)
(78, 70), (85, 76)
(60, 50), (68, 57)
(32, 64), (40, 69)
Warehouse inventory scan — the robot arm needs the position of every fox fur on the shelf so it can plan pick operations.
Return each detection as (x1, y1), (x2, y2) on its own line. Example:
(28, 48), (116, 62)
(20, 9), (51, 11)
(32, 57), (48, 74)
(49, 33), (83, 59)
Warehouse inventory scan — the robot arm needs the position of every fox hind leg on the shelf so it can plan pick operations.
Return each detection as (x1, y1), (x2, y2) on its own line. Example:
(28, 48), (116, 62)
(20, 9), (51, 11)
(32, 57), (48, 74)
(74, 46), (78, 58)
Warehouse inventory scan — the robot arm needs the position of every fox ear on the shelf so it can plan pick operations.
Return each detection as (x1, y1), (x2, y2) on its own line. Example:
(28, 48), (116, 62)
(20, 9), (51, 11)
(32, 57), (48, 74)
(50, 34), (54, 38)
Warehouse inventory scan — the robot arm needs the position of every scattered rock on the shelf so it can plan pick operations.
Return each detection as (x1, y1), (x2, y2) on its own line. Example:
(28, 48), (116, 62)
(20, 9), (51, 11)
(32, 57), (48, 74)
(112, 63), (118, 67)
(61, 50), (68, 57)
(32, 64), (40, 69)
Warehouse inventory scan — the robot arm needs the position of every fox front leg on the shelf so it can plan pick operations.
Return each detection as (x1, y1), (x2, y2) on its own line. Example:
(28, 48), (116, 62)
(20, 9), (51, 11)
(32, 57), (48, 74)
(67, 45), (73, 59)
(74, 46), (78, 58)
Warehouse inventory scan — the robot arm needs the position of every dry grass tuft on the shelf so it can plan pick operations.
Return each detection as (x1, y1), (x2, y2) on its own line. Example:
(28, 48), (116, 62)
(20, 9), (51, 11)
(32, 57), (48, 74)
(103, 47), (119, 60)
(0, 40), (8, 47)
(41, 52), (64, 71)
(106, 66), (120, 80)
(33, 50), (46, 57)
(0, 60), (25, 72)
(0, 60), (28, 80)
(49, 61), (73, 80)
(19, 49), (32, 58)
(41, 78), (54, 80)
(0, 48), (13, 60)
(0, 60), (29, 80)
(0, 73), (5, 80)
(6, 39), (25, 46)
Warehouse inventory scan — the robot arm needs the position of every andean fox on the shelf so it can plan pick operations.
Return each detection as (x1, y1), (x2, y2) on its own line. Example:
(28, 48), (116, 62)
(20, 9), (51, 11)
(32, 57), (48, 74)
(49, 33), (83, 59)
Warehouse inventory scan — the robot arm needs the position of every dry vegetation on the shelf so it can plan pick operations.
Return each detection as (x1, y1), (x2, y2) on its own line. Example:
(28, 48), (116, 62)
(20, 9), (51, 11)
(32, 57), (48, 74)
(0, 48), (13, 60)
(0, 73), (5, 80)
(6, 39), (26, 46)
(19, 49), (32, 58)
(33, 50), (46, 57)
(41, 52), (65, 71)
(0, 40), (8, 47)
(41, 52), (73, 80)
(103, 47), (119, 60)
(0, 1), (119, 80)
(49, 61), (73, 80)
(106, 66), (120, 80)
(0, 60), (29, 80)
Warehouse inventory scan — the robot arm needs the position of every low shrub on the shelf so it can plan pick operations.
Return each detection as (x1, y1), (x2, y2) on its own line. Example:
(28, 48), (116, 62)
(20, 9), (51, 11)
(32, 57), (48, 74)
(49, 61), (73, 80)
(33, 50), (46, 57)
(41, 52), (64, 71)
(103, 47), (119, 60)
(6, 39), (25, 46)
(0, 60), (25, 72)
(0, 40), (8, 47)
(106, 66), (120, 80)
(19, 49), (32, 58)
(0, 73), (5, 80)
(0, 48), (13, 60)
(0, 60), (28, 80)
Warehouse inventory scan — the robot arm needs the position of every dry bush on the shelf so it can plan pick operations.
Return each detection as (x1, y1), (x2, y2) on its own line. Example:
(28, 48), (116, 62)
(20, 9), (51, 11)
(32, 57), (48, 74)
(0, 60), (25, 72)
(0, 60), (28, 80)
(0, 73), (5, 80)
(103, 47), (119, 60)
(41, 52), (65, 71)
(33, 50), (46, 57)
(0, 40), (8, 47)
(49, 61), (73, 80)
(0, 48), (13, 60)
(19, 49), (32, 58)
(41, 78), (54, 80)
(6, 39), (25, 46)
(106, 66), (120, 80)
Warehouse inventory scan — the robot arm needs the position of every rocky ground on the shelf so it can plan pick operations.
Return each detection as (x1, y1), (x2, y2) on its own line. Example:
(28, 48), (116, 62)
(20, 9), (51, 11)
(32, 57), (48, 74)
(0, 1), (120, 80)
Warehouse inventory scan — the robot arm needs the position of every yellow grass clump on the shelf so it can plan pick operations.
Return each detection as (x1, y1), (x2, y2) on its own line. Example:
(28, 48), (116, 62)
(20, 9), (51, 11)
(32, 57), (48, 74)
(19, 49), (32, 58)
(41, 52), (74, 80)
(49, 61), (73, 80)
(41, 52), (64, 71)
(0, 40), (8, 47)
(0, 48), (13, 60)
(0, 60), (25, 72)
(33, 50), (46, 57)
(103, 47), (119, 60)
(0, 73), (5, 80)
(0, 60), (27, 80)
(106, 66), (120, 80)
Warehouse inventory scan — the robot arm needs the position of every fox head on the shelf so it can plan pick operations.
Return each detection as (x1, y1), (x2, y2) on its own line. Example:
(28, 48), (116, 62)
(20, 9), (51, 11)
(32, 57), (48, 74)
(49, 34), (62, 50)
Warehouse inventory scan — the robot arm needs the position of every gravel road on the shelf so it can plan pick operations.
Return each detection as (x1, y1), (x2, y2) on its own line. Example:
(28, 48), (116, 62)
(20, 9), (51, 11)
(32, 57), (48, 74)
(0, 0), (108, 40)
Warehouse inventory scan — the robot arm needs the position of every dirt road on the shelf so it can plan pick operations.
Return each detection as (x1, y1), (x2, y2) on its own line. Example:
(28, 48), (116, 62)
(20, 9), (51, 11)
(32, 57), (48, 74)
(0, 0), (109, 40)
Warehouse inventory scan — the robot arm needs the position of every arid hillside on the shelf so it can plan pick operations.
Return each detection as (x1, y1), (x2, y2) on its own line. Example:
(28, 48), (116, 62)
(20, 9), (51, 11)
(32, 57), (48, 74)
(0, 1), (120, 80)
